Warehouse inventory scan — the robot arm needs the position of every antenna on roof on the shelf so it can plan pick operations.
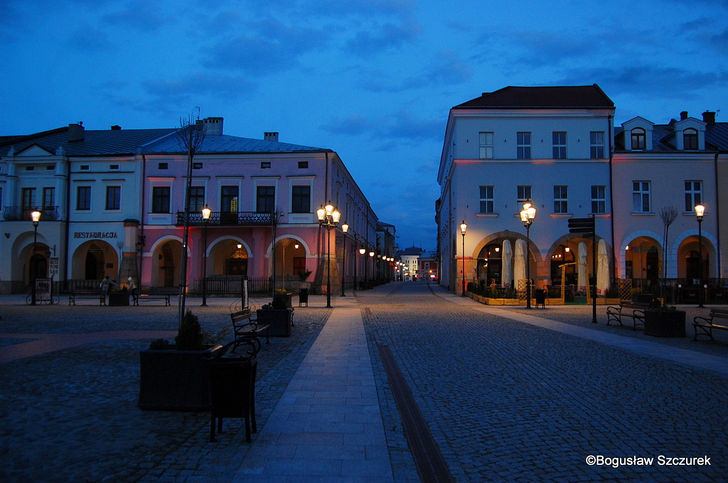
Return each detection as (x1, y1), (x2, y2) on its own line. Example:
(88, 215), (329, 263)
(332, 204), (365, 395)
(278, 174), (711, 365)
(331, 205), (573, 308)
(195, 106), (200, 120)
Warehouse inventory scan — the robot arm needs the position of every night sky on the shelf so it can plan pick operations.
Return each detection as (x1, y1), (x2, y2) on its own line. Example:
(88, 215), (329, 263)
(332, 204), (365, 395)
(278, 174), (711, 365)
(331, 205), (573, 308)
(2, 0), (726, 249)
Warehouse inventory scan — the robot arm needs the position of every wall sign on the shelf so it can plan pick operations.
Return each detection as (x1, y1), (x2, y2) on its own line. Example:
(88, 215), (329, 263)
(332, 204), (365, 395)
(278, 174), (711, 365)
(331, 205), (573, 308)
(73, 231), (118, 239)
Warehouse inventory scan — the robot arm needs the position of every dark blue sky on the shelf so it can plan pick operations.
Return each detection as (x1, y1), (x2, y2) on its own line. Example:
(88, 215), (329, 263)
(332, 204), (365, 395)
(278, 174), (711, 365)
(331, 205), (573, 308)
(2, 0), (726, 249)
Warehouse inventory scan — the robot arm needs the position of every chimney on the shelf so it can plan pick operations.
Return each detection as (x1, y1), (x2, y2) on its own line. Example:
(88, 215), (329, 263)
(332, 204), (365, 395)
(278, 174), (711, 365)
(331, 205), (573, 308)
(111, 125), (122, 130)
(680, 111), (688, 120)
(264, 131), (279, 142)
(68, 122), (85, 142)
(702, 111), (716, 125)
(202, 117), (224, 136)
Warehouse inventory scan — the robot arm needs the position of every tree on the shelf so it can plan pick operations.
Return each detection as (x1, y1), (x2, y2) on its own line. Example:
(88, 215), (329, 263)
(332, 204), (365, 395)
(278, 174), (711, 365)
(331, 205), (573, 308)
(176, 116), (206, 328)
(659, 206), (678, 280)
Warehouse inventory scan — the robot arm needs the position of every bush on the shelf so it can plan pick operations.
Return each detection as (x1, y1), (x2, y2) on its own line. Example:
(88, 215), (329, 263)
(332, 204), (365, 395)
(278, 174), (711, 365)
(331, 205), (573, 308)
(175, 310), (204, 350)
(272, 289), (291, 309)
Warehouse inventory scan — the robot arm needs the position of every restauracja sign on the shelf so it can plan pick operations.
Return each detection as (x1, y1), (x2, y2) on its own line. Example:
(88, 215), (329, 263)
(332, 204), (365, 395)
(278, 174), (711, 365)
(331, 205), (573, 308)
(73, 231), (118, 239)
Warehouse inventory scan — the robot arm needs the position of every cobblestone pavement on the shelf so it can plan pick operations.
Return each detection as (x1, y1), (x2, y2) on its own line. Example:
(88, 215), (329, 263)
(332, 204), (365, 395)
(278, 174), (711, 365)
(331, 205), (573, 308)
(360, 282), (728, 481)
(0, 299), (330, 481)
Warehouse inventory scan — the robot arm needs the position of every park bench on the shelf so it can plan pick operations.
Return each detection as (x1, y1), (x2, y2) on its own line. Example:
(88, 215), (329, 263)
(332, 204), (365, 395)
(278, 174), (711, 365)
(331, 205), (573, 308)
(230, 309), (270, 354)
(606, 300), (654, 330)
(68, 289), (105, 306)
(135, 288), (176, 306)
(693, 309), (728, 341)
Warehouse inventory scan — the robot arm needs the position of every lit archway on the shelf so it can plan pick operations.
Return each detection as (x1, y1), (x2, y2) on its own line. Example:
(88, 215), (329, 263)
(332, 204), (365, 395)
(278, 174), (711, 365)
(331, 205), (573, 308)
(677, 236), (715, 281)
(151, 239), (183, 288)
(623, 236), (662, 284)
(209, 239), (249, 277)
(273, 237), (309, 285)
(72, 240), (119, 281)
(473, 232), (539, 290)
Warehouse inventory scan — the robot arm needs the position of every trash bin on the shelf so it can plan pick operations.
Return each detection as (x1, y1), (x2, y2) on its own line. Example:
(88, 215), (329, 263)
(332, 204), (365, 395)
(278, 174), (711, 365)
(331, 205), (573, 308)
(299, 287), (309, 307)
(535, 289), (546, 308)
(208, 351), (257, 442)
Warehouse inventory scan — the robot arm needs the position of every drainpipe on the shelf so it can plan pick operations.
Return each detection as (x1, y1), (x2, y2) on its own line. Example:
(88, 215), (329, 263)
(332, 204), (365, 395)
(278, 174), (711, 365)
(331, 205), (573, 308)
(608, 114), (616, 286)
(714, 151), (721, 278)
(140, 154), (147, 287)
(63, 154), (71, 291)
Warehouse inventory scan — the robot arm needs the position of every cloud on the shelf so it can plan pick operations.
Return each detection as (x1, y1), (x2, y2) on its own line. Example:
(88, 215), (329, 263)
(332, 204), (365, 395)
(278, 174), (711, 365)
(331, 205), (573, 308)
(101, 0), (170, 31)
(143, 73), (257, 102)
(346, 21), (419, 56)
(67, 25), (114, 51)
(321, 111), (443, 148)
(360, 50), (472, 93)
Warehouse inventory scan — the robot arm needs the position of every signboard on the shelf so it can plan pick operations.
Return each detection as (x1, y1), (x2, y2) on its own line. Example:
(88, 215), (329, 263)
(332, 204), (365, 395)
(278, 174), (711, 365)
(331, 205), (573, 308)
(35, 278), (51, 301)
(49, 257), (59, 277)
(568, 217), (595, 234)
(73, 231), (118, 239)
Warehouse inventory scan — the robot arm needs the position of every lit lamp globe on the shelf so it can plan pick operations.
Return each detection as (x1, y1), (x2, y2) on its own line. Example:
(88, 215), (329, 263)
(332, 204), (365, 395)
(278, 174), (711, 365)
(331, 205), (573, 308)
(695, 203), (705, 220)
(342, 223), (349, 233)
(332, 210), (341, 223)
(31, 209), (42, 225)
(316, 206), (326, 221)
(359, 247), (366, 255)
(369, 251), (374, 257)
(325, 203), (334, 216)
(201, 205), (211, 221)
(460, 221), (467, 235)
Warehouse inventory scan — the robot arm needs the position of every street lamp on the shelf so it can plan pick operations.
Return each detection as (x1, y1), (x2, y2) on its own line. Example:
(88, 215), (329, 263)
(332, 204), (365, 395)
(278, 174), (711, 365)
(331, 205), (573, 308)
(695, 203), (705, 308)
(317, 202), (341, 308)
(30, 209), (41, 305)
(341, 222), (349, 296)
(520, 202), (536, 309)
(459, 220), (467, 296)
(200, 204), (211, 307)
(358, 245), (366, 289)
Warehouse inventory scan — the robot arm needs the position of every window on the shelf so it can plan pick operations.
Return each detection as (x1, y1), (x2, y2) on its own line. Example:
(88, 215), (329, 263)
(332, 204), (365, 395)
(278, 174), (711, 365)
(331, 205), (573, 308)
(193, 162), (203, 169)
(631, 128), (646, 150)
(517, 185), (532, 204)
(110, 164), (119, 170)
(553, 185), (568, 213)
(291, 185), (311, 213)
(256, 186), (275, 213)
(151, 186), (170, 213)
(298, 161), (308, 169)
(684, 181), (702, 211)
(80, 165), (89, 171)
(188, 186), (205, 213)
(42, 187), (55, 209)
(552, 132), (567, 159)
(22, 187), (35, 211)
(590, 131), (605, 159)
(46, 165), (54, 170)
(25, 166), (34, 171)
(158, 162), (168, 170)
(479, 132), (493, 159)
(220, 186), (239, 212)
(260, 161), (271, 169)
(77, 186), (91, 211)
(479, 185), (494, 213)
(632, 181), (651, 212)
(591, 185), (606, 214)
(105, 186), (121, 210)
(683, 128), (698, 150)
(516, 132), (531, 159)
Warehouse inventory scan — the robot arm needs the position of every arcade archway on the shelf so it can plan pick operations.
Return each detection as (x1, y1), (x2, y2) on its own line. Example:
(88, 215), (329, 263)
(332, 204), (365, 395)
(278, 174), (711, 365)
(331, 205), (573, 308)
(72, 241), (119, 281)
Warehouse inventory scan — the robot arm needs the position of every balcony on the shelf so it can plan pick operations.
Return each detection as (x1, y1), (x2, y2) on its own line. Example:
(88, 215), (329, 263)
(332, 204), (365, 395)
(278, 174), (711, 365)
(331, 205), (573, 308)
(175, 211), (274, 226)
(3, 206), (61, 221)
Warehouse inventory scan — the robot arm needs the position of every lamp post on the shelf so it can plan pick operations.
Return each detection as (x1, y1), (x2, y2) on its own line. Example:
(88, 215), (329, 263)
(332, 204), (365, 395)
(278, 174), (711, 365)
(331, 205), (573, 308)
(200, 204), (211, 307)
(341, 222), (349, 296)
(358, 246), (365, 289)
(460, 220), (467, 296)
(520, 202), (536, 309)
(30, 209), (41, 305)
(369, 250), (374, 285)
(695, 203), (705, 308)
(317, 202), (341, 308)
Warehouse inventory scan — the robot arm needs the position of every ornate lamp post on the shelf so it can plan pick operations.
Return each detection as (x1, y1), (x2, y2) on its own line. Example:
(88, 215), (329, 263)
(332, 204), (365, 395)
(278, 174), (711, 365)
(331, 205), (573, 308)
(341, 222), (349, 296)
(317, 202), (341, 308)
(369, 250), (374, 285)
(200, 204), (211, 307)
(460, 220), (467, 296)
(30, 209), (41, 305)
(358, 245), (366, 289)
(520, 202), (537, 309)
(695, 203), (705, 308)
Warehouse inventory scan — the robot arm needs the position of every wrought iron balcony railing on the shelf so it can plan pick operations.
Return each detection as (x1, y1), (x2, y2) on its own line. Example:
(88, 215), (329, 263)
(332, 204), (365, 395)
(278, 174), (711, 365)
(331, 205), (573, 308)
(175, 211), (274, 226)
(3, 206), (61, 221)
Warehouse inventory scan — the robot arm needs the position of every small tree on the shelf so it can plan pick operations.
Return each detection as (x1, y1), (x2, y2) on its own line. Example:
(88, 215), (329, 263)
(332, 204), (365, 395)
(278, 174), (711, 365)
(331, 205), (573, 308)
(660, 206), (678, 280)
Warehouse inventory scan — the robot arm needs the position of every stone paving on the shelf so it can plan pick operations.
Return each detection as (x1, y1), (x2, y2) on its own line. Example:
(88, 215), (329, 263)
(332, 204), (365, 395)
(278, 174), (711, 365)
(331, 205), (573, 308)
(360, 282), (728, 481)
(0, 297), (330, 481)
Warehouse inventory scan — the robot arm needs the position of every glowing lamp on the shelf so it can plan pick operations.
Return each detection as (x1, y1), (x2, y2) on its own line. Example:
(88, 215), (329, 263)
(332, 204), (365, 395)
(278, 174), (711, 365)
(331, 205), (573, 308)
(342, 223), (349, 233)
(316, 206), (326, 221)
(695, 203), (705, 220)
(325, 203), (334, 215)
(201, 204), (212, 220)
(369, 251), (374, 257)
(31, 209), (42, 224)
(332, 210), (341, 223)
(460, 220), (467, 235)
(359, 247), (366, 255)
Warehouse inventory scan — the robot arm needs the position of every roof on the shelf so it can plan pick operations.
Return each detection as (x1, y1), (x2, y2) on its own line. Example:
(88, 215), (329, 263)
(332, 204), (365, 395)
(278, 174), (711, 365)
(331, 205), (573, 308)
(707, 123), (728, 152)
(614, 122), (728, 152)
(453, 84), (614, 110)
(143, 133), (327, 155)
(397, 246), (423, 256)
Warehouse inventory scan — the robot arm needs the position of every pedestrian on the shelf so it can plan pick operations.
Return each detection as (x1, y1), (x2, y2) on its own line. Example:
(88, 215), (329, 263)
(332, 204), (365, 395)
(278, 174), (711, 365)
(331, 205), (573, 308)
(99, 276), (116, 305)
(127, 276), (139, 306)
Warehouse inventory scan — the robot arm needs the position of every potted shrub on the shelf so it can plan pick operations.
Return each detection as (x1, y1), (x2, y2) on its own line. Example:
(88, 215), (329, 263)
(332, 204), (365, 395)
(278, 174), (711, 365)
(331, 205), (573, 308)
(108, 287), (129, 306)
(257, 289), (294, 337)
(138, 310), (223, 410)
(644, 305), (686, 337)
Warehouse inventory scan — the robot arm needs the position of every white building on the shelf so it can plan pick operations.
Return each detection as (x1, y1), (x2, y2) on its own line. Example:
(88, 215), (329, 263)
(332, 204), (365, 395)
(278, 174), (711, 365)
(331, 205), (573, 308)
(436, 85), (615, 295)
(397, 246), (422, 281)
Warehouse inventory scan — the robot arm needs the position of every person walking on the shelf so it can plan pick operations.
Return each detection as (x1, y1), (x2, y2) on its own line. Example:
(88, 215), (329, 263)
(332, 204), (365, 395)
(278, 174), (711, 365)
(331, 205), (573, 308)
(127, 276), (139, 306)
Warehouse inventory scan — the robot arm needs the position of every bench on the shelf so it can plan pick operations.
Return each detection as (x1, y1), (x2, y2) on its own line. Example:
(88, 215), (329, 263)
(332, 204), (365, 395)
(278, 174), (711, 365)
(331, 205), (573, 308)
(606, 301), (651, 330)
(135, 288), (176, 306)
(693, 309), (728, 341)
(230, 309), (270, 354)
(68, 290), (105, 306)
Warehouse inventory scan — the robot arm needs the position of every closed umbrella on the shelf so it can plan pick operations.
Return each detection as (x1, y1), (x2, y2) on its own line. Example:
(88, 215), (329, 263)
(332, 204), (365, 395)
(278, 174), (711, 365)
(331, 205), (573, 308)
(514, 239), (526, 289)
(578, 241), (587, 290)
(501, 240), (513, 288)
(597, 239), (610, 293)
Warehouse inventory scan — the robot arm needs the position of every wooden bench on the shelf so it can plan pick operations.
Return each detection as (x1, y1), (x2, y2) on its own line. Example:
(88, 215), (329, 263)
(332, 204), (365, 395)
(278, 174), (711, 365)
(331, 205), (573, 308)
(693, 309), (728, 341)
(68, 290), (105, 306)
(606, 301), (651, 330)
(135, 288), (176, 306)
(230, 309), (270, 354)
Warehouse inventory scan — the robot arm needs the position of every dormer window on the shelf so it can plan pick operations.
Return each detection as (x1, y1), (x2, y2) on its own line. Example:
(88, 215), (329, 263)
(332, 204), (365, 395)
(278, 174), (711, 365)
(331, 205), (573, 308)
(631, 128), (646, 150)
(683, 128), (698, 150)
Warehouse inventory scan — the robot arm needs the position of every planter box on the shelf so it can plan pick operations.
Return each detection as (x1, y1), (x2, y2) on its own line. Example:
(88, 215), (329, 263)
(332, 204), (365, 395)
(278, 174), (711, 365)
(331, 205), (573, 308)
(138, 344), (223, 411)
(257, 308), (293, 337)
(644, 310), (686, 337)
(109, 292), (129, 306)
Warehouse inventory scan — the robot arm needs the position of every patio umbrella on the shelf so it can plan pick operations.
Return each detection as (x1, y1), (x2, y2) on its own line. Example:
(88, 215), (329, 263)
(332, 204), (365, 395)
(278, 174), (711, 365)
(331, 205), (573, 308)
(514, 239), (526, 289)
(578, 241), (587, 290)
(501, 239), (513, 288)
(597, 239), (610, 293)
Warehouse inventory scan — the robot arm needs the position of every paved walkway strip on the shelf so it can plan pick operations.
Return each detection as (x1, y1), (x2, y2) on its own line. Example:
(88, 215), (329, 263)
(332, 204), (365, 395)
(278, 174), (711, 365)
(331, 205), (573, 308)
(234, 302), (394, 481)
(440, 293), (728, 378)
(378, 344), (453, 483)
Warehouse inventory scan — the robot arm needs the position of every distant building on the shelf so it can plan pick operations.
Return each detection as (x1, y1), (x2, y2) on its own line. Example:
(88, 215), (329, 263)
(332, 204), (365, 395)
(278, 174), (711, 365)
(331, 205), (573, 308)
(419, 250), (439, 281)
(397, 246), (422, 281)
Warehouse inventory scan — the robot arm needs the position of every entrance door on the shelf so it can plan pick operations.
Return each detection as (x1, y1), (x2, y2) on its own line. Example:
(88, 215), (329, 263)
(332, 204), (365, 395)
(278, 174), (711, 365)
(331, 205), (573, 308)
(85, 249), (104, 280)
(161, 244), (176, 287)
(30, 254), (47, 281)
